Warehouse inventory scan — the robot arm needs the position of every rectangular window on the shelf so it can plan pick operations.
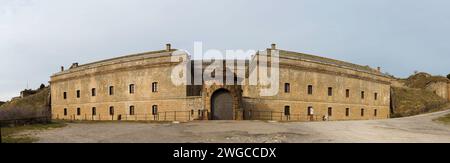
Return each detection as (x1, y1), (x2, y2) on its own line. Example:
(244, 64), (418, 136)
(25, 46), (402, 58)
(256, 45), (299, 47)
(307, 106), (314, 116)
(91, 88), (96, 96)
(77, 108), (81, 116)
(109, 106), (114, 115)
(129, 84), (135, 94)
(374, 109), (378, 117)
(328, 107), (332, 116)
(76, 90), (80, 98)
(152, 105), (158, 115)
(308, 85), (313, 95)
(63, 92), (67, 99)
(328, 87), (333, 96)
(64, 108), (67, 116)
(361, 91), (365, 99)
(152, 82), (158, 93)
(361, 108), (365, 117)
(284, 106), (290, 116)
(284, 83), (290, 93)
(92, 107), (96, 115)
(345, 108), (350, 117)
(129, 106), (135, 115)
(374, 93), (378, 100)
(346, 89), (350, 98)
(109, 86), (114, 95)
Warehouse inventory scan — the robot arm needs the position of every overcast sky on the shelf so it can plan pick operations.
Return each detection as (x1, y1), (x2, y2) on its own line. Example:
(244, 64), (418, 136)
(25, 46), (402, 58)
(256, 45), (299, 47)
(1, 0), (450, 101)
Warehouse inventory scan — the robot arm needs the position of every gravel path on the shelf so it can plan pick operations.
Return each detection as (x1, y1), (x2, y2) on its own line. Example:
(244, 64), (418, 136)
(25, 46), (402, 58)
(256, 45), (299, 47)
(27, 110), (450, 143)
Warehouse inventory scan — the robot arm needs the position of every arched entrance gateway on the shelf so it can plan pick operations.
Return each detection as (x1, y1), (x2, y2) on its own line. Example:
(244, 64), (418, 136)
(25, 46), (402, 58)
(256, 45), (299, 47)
(202, 85), (243, 120)
(200, 63), (244, 120)
(210, 89), (234, 120)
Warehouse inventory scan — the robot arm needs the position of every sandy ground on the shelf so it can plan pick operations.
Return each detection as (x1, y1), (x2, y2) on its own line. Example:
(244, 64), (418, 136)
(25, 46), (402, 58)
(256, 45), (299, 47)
(23, 110), (450, 143)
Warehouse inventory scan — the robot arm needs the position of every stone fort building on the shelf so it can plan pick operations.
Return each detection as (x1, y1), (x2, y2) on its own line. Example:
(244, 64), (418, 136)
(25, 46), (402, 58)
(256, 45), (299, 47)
(51, 44), (395, 122)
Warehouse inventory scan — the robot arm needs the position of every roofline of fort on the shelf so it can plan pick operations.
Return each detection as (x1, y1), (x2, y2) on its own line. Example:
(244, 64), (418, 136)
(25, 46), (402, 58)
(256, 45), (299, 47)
(277, 54), (392, 79)
(52, 49), (177, 77)
(51, 46), (393, 81)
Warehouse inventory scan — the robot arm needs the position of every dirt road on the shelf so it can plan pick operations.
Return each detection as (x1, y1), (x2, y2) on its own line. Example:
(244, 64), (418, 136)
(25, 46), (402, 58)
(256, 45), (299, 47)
(25, 110), (450, 143)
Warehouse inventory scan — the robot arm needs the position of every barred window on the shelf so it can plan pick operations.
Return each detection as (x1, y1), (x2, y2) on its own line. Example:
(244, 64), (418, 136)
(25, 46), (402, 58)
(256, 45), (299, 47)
(129, 106), (135, 115)
(76, 90), (80, 98)
(328, 107), (333, 116)
(284, 83), (290, 93)
(284, 106), (290, 116)
(152, 105), (158, 115)
(345, 108), (350, 117)
(63, 92), (67, 99)
(91, 88), (96, 96)
(346, 89), (350, 98)
(361, 108), (365, 117)
(307, 106), (314, 116)
(64, 108), (67, 116)
(328, 87), (333, 96)
(77, 108), (81, 115)
(308, 85), (313, 95)
(129, 84), (135, 94)
(152, 82), (158, 92)
(92, 107), (96, 115)
(109, 106), (114, 115)
(109, 86), (114, 95)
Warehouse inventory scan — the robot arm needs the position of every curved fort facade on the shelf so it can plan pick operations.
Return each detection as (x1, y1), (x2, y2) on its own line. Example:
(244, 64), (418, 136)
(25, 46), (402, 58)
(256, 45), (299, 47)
(50, 44), (392, 121)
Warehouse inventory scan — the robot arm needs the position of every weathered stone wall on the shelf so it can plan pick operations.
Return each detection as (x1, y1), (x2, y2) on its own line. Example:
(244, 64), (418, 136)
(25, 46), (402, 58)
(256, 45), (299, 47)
(447, 83), (450, 101)
(240, 50), (391, 121)
(51, 51), (203, 122)
(50, 47), (392, 122)
(242, 69), (390, 121)
(425, 82), (449, 101)
(390, 79), (407, 88)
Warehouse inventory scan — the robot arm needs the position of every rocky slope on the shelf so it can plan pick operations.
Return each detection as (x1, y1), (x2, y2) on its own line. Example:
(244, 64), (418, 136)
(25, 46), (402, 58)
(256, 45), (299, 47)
(0, 87), (51, 120)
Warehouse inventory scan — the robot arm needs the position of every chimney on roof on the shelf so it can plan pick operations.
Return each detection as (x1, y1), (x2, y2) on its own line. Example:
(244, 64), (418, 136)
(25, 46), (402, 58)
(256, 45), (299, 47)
(271, 43), (277, 50)
(61, 66), (64, 72)
(70, 63), (79, 69)
(166, 43), (171, 52)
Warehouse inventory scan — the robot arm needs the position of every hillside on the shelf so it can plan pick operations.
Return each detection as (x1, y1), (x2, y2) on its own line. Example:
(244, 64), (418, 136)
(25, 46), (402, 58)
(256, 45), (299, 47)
(0, 87), (51, 120)
(391, 87), (448, 117)
(391, 73), (449, 118)
(405, 72), (449, 89)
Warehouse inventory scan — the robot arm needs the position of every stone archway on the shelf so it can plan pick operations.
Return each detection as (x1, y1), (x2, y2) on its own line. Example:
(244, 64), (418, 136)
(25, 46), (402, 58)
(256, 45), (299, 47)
(202, 84), (243, 120)
(211, 89), (234, 120)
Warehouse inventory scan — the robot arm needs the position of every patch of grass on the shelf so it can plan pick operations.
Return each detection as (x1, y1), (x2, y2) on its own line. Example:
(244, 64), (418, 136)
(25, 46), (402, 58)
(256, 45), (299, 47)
(434, 114), (450, 125)
(1, 122), (67, 143)
(2, 136), (38, 143)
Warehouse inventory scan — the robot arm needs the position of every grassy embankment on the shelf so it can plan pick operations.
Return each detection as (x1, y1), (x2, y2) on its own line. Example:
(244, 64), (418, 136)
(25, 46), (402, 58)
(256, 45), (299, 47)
(434, 114), (450, 125)
(1, 121), (66, 143)
(391, 73), (449, 118)
(0, 87), (51, 120)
